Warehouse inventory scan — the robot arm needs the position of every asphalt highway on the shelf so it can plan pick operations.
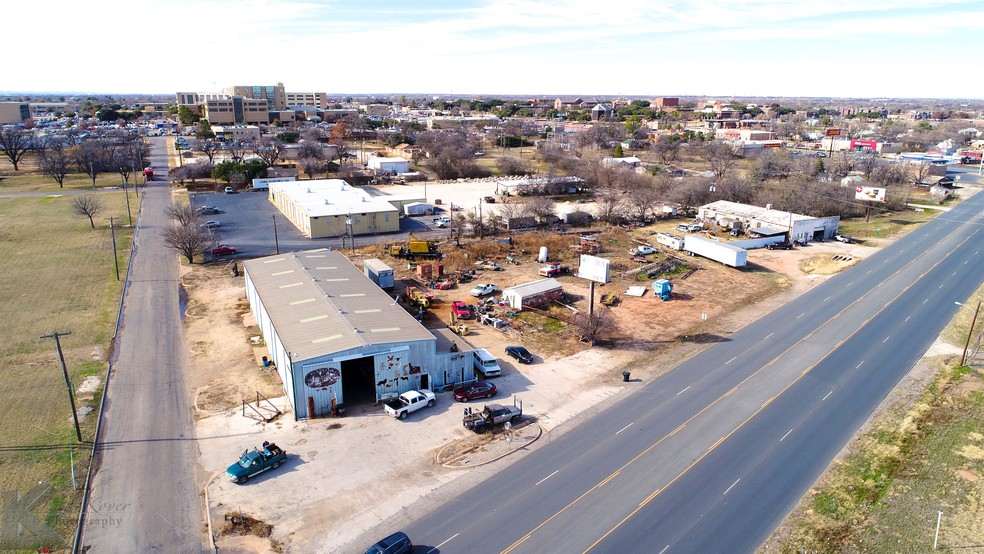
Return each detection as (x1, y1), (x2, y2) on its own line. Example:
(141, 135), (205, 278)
(395, 178), (984, 553)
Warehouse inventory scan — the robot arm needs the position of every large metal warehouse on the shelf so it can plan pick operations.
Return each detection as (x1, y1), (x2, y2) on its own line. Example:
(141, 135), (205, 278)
(697, 200), (840, 243)
(243, 250), (475, 419)
(267, 179), (401, 238)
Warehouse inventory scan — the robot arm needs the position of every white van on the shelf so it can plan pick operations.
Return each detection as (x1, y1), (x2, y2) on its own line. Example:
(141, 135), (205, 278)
(473, 348), (501, 377)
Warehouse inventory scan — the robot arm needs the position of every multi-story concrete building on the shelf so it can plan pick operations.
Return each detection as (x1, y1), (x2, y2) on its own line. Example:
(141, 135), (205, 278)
(175, 92), (201, 106)
(203, 97), (270, 125)
(0, 102), (31, 125)
(226, 83), (287, 110)
(286, 92), (329, 109)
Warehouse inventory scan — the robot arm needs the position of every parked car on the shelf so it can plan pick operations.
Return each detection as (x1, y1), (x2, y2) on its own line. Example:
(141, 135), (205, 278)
(225, 441), (287, 484)
(629, 245), (658, 256)
(793, 238), (808, 247)
(834, 234), (853, 244)
(483, 196), (496, 203)
(451, 301), (473, 319)
(505, 345), (534, 364)
(211, 245), (237, 256)
(197, 206), (220, 215)
(224, 186), (235, 194)
(675, 224), (690, 232)
(469, 283), (498, 297)
(453, 381), (497, 402)
(687, 223), (703, 232)
(766, 241), (793, 250)
(365, 531), (412, 554)
(383, 389), (436, 419)
(201, 220), (221, 229)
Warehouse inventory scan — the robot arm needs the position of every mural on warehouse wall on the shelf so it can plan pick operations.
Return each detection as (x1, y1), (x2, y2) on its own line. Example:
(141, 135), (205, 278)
(374, 353), (424, 389)
(304, 366), (340, 400)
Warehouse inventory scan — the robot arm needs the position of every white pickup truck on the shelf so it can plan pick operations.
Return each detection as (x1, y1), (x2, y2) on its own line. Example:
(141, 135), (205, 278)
(384, 389), (436, 419)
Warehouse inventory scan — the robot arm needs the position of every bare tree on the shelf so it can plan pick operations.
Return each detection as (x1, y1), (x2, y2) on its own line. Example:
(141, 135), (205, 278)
(38, 138), (73, 187)
(855, 152), (878, 181)
(72, 194), (103, 228)
(163, 224), (211, 263)
(907, 161), (931, 185)
(226, 140), (248, 164)
(574, 308), (618, 345)
(73, 140), (109, 188)
(703, 141), (740, 179)
(624, 181), (661, 222)
(496, 156), (533, 176)
(166, 202), (201, 227)
(198, 138), (221, 164)
(652, 138), (682, 164)
(253, 137), (284, 167)
(717, 175), (754, 203)
(298, 157), (328, 179)
(527, 196), (557, 222)
(0, 127), (34, 171)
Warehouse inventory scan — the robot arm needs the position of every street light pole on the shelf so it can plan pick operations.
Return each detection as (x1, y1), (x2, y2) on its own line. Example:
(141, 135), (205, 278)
(273, 214), (280, 254)
(123, 175), (133, 227)
(109, 216), (120, 281)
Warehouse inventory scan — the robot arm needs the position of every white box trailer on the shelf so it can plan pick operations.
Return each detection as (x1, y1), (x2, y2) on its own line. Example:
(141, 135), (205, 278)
(655, 232), (685, 251)
(252, 176), (296, 191)
(404, 202), (434, 216)
(684, 235), (747, 267)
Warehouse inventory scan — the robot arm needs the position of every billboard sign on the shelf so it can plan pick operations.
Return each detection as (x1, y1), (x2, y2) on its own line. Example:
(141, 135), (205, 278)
(825, 128), (842, 137)
(577, 254), (610, 284)
(855, 186), (886, 202)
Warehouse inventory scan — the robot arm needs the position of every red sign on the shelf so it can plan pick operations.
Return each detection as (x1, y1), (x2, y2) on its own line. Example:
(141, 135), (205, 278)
(825, 128), (842, 137)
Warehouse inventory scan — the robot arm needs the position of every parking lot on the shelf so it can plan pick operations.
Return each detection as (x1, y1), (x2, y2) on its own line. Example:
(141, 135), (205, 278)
(188, 189), (454, 260)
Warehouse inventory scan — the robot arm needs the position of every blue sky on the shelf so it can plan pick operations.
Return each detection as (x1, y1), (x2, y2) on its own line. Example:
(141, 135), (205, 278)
(9, 0), (982, 98)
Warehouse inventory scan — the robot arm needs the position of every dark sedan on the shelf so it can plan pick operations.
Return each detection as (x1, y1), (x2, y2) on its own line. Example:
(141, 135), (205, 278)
(505, 345), (534, 364)
(365, 531), (412, 554)
(453, 381), (497, 402)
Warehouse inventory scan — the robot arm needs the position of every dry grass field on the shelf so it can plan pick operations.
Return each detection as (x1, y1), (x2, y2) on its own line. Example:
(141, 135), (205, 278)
(0, 176), (134, 546)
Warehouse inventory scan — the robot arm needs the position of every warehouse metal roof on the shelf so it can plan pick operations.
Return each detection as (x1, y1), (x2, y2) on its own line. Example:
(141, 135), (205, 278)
(503, 278), (563, 297)
(700, 200), (815, 227)
(269, 179), (398, 218)
(243, 250), (434, 361)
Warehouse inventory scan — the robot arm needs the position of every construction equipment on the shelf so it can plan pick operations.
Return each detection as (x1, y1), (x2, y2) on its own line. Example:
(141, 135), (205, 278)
(390, 232), (442, 259)
(448, 323), (469, 336)
(406, 286), (433, 308)
(600, 293), (620, 306)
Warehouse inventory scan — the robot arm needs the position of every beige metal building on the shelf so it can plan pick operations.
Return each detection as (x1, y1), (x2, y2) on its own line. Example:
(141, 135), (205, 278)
(203, 97), (270, 125)
(0, 102), (30, 125)
(226, 83), (287, 110)
(268, 180), (401, 238)
(286, 92), (329, 109)
(244, 250), (475, 418)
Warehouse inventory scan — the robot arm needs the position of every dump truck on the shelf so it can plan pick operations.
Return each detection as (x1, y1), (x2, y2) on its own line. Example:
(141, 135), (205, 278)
(390, 232), (441, 259)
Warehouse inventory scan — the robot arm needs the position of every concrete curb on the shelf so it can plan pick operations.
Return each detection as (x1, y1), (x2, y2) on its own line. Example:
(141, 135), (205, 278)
(204, 471), (223, 552)
(439, 422), (543, 468)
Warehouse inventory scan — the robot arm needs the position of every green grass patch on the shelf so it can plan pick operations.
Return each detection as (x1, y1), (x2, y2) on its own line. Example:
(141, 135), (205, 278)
(0, 192), (133, 547)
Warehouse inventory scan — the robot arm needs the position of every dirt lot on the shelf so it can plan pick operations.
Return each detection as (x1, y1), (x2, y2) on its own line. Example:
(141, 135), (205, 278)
(182, 217), (888, 553)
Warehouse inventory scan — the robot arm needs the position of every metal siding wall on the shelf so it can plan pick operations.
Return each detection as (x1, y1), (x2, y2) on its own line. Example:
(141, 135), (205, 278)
(246, 271), (297, 417)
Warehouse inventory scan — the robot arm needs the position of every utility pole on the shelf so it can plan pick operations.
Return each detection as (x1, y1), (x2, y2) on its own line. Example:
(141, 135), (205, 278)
(960, 301), (981, 367)
(273, 214), (280, 254)
(123, 176), (133, 227)
(109, 216), (120, 281)
(41, 331), (82, 442)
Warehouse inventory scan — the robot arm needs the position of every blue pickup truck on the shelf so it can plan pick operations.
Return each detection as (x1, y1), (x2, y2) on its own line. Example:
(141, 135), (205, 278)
(226, 441), (287, 483)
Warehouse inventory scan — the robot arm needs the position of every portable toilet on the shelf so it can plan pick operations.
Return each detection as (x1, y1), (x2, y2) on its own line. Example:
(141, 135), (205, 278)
(652, 279), (672, 301)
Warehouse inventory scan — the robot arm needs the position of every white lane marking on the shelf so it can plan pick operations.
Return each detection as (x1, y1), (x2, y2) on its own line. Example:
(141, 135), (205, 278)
(856, 361), (864, 369)
(429, 533), (458, 552)
(866, 269), (873, 274)
(615, 423), (633, 435)
(723, 479), (741, 495)
(883, 259), (889, 263)
(847, 282), (854, 287)
(725, 356), (737, 365)
(764, 332), (774, 340)
(780, 429), (793, 441)
(676, 386), (691, 396)
(905, 316), (911, 322)
(953, 272), (958, 276)
(924, 298), (929, 304)
(796, 313), (805, 319)
(824, 296), (831, 302)
(659, 546), (670, 554)
(883, 336), (890, 343)
(535, 471), (559, 486)
(939, 283), (945, 289)
(823, 391), (833, 401)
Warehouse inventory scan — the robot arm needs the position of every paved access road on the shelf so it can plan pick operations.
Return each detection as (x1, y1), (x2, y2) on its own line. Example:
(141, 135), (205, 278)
(80, 137), (206, 552)
(390, 182), (984, 553)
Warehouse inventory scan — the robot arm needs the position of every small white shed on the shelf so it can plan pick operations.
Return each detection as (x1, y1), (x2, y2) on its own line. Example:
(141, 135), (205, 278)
(501, 278), (564, 310)
(368, 157), (410, 174)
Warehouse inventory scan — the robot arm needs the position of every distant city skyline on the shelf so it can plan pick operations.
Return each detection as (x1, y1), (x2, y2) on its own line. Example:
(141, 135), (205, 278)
(8, 0), (983, 100)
